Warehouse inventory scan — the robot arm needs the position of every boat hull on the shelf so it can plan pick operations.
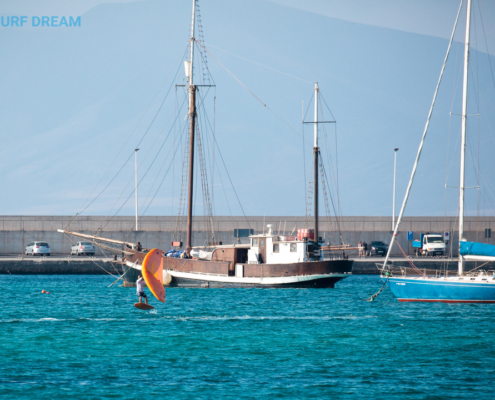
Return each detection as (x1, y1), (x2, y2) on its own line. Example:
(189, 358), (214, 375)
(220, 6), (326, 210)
(123, 258), (353, 288)
(383, 276), (495, 303)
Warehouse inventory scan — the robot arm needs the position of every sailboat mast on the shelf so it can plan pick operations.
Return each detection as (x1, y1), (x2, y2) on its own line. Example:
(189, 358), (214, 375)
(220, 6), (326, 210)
(186, 0), (197, 256)
(313, 83), (319, 246)
(458, 0), (472, 275)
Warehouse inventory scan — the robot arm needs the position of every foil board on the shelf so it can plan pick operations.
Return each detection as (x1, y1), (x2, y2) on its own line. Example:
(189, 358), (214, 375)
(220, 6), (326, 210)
(134, 303), (155, 311)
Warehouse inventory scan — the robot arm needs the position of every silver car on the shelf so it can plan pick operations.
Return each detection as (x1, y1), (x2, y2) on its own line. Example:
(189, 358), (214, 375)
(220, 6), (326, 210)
(71, 241), (96, 256)
(25, 241), (51, 256)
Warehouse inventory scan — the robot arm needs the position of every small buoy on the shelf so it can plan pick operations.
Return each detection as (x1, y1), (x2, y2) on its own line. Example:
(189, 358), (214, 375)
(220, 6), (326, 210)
(41, 290), (46, 293)
(46, 292), (50, 294)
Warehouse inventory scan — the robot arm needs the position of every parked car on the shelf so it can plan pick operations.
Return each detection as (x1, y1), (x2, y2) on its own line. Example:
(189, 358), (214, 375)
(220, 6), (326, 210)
(71, 241), (96, 256)
(25, 241), (50, 256)
(370, 241), (388, 256)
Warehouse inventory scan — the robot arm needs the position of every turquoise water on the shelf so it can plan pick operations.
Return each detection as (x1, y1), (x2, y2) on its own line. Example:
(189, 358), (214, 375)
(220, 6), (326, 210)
(1, 275), (494, 399)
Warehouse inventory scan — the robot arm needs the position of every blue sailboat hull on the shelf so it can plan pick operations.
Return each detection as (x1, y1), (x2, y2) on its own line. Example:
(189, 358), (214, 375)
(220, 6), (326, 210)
(383, 276), (495, 303)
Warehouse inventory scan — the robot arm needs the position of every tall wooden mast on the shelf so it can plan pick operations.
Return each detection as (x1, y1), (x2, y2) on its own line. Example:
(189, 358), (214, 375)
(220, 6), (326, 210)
(186, 0), (197, 257)
(313, 83), (319, 246)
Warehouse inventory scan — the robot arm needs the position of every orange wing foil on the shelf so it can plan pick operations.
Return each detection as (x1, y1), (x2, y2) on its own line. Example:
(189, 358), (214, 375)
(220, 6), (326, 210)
(141, 249), (165, 303)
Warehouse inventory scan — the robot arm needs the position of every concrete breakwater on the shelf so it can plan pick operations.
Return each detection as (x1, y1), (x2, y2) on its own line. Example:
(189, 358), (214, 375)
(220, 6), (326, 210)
(0, 257), (123, 275)
(1, 215), (494, 258)
(1, 257), (492, 276)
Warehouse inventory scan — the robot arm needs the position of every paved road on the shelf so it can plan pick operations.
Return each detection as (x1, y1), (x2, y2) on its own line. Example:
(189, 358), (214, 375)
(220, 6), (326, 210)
(0, 255), (115, 262)
(0, 255), (113, 262)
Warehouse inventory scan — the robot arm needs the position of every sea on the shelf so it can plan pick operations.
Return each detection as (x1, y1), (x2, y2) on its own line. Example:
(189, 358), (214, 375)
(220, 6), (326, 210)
(1, 275), (494, 399)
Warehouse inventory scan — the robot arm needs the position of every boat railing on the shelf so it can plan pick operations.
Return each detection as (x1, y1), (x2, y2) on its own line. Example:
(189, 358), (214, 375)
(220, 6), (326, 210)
(323, 253), (348, 261)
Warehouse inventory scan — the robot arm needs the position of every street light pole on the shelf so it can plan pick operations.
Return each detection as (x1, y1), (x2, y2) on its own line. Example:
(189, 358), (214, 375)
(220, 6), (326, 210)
(135, 148), (139, 231)
(393, 148), (399, 231)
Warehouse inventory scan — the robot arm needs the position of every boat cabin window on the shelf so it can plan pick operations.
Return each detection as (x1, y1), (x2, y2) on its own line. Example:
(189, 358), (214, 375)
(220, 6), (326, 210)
(252, 238), (258, 247)
(290, 243), (297, 252)
(273, 244), (279, 253)
(260, 240), (265, 247)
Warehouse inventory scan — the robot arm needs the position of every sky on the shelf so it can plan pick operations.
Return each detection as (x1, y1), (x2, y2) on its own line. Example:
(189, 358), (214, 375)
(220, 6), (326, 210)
(1, 0), (495, 219)
(269, 0), (490, 41)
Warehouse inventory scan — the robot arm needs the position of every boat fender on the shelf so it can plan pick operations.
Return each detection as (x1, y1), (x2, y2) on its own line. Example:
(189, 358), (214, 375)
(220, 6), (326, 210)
(163, 271), (172, 285)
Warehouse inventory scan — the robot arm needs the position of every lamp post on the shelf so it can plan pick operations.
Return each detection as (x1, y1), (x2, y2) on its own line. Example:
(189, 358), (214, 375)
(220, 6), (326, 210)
(393, 148), (399, 231)
(135, 148), (139, 231)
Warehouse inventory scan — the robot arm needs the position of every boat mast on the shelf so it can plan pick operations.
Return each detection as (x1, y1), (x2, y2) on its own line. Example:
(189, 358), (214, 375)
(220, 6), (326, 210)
(458, 0), (472, 275)
(313, 83), (319, 246)
(186, 0), (197, 257)
(380, 0), (464, 271)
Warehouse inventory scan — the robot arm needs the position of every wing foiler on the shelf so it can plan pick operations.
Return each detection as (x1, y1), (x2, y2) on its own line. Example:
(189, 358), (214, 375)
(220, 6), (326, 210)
(142, 249), (165, 303)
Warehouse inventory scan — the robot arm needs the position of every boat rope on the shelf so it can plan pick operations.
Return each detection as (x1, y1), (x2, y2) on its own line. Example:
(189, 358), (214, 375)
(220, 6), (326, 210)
(204, 41), (312, 84)
(366, 274), (389, 302)
(320, 93), (343, 219)
(97, 245), (122, 275)
(477, 0), (495, 94)
(174, 120), (190, 243)
(108, 261), (136, 287)
(62, 233), (120, 279)
(194, 39), (310, 143)
(467, 260), (490, 274)
(381, 0), (464, 270)
(98, 100), (186, 233)
(67, 51), (187, 229)
(140, 137), (186, 218)
(320, 158), (343, 238)
(305, 177), (313, 230)
(302, 110), (308, 229)
(196, 90), (217, 244)
(65, 150), (134, 230)
(199, 108), (251, 231)
(395, 238), (427, 278)
(195, 39), (266, 106)
(121, 137), (185, 245)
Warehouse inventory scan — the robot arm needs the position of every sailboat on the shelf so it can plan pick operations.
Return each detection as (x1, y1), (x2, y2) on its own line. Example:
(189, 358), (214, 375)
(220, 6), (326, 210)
(381, 0), (495, 303)
(58, 0), (353, 288)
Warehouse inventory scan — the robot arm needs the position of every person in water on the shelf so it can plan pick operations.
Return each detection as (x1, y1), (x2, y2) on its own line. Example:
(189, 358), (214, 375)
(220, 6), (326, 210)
(136, 275), (148, 304)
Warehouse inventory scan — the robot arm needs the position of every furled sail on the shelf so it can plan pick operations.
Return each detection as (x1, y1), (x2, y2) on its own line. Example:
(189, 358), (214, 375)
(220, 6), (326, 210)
(460, 241), (495, 261)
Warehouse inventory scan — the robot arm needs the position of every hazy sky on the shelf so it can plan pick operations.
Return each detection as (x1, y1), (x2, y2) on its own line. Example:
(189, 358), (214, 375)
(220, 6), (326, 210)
(1, 0), (495, 219)
(270, 0), (492, 39)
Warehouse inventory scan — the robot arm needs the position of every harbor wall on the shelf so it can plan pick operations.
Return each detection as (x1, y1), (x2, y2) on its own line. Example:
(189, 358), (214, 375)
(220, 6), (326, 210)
(0, 258), (492, 276)
(0, 215), (494, 257)
(0, 259), (123, 275)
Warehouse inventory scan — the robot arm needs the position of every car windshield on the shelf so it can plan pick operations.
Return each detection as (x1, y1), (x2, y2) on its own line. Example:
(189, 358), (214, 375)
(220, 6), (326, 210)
(81, 242), (92, 245)
(372, 241), (385, 246)
(427, 237), (443, 243)
(38, 243), (49, 247)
